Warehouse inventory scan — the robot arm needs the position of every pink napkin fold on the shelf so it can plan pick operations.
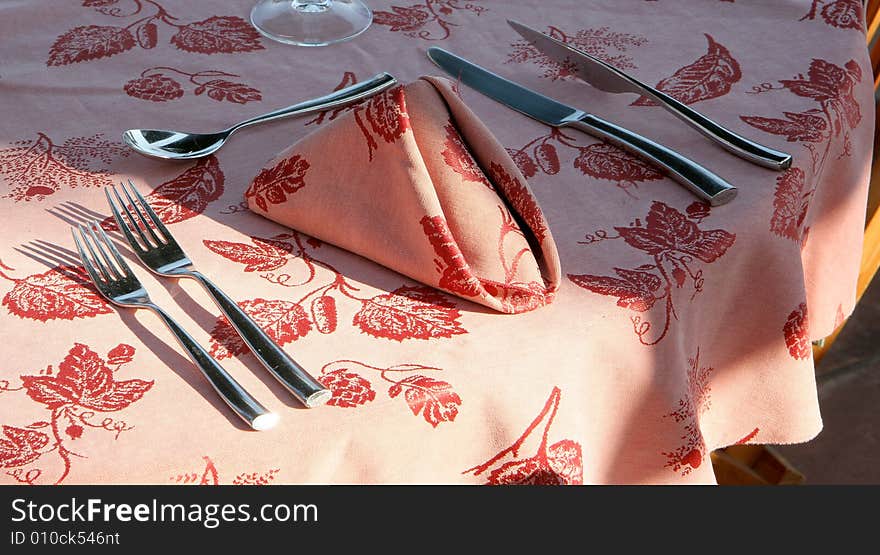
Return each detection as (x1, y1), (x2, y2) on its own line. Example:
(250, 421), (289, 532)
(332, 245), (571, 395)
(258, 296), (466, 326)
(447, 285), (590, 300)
(244, 76), (561, 314)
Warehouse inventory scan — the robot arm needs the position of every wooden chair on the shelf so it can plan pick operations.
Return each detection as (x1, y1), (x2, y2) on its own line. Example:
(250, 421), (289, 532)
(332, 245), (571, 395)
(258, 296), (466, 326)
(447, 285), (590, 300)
(711, 0), (880, 484)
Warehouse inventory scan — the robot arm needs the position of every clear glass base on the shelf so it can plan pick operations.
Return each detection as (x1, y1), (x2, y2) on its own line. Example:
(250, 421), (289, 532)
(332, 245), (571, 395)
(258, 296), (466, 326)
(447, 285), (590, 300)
(250, 0), (372, 47)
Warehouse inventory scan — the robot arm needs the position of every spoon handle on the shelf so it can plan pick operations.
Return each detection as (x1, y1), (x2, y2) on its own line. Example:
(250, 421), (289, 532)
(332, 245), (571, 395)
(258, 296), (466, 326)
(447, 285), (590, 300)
(230, 72), (398, 133)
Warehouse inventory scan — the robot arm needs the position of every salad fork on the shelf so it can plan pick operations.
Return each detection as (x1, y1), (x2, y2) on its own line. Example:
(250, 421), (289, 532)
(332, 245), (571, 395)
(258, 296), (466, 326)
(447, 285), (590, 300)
(72, 220), (278, 431)
(105, 180), (331, 408)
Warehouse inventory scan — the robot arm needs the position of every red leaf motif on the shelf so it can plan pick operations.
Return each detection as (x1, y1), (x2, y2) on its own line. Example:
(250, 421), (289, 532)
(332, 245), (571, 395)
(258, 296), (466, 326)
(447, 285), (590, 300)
(170, 16), (263, 54)
(372, 5), (430, 32)
(574, 142), (663, 184)
(202, 235), (293, 272)
(568, 268), (662, 312)
(107, 343), (135, 366)
(615, 201), (735, 262)
(47, 25), (135, 66)
(771, 167), (810, 241)
(136, 22), (158, 49)
(780, 58), (851, 103)
(365, 85), (410, 143)
(319, 370), (376, 408)
(632, 34), (740, 106)
(487, 457), (563, 485)
(488, 162), (549, 244)
(245, 155), (310, 212)
(101, 157), (224, 229)
(507, 149), (538, 178)
(0, 426), (50, 469)
(311, 295), (338, 334)
(2, 265), (111, 322)
(686, 201), (710, 221)
(209, 299), (311, 359)
(1, 133), (127, 202)
(353, 285), (466, 341)
(784, 303), (811, 360)
(821, 0), (863, 30)
(441, 122), (490, 187)
(124, 75), (185, 102)
(739, 112), (827, 143)
(420, 215), (482, 298)
(534, 143), (560, 175)
(388, 375), (461, 427)
(20, 343), (152, 412)
(197, 80), (262, 104)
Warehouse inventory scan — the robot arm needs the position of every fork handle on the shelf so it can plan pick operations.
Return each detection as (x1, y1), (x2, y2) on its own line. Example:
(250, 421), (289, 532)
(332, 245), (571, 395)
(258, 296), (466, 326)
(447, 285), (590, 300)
(188, 271), (331, 408)
(147, 304), (277, 430)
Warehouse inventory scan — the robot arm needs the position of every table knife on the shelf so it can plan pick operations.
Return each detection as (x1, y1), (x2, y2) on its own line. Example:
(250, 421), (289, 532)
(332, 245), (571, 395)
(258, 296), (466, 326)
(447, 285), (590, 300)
(508, 20), (792, 171)
(427, 47), (737, 206)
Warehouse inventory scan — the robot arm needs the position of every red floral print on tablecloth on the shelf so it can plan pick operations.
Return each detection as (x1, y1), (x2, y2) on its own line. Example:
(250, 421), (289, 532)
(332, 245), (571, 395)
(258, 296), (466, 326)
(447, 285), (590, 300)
(465, 387), (582, 485)
(569, 201), (735, 345)
(101, 156), (224, 230)
(801, 0), (864, 31)
(661, 349), (713, 476)
(125, 66), (261, 104)
(506, 129), (663, 197)
(203, 230), (467, 343)
(784, 303), (811, 360)
(319, 360), (461, 427)
(632, 34), (741, 106)
(742, 57), (862, 242)
(48, 2), (262, 66)
(1, 261), (111, 322)
(170, 456), (278, 485)
(0, 133), (128, 202)
(507, 25), (646, 80)
(1, 343), (152, 485)
(373, 1), (487, 41)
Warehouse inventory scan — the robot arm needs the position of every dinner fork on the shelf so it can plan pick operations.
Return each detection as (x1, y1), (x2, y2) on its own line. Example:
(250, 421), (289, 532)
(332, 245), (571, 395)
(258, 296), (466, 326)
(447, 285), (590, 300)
(72, 221), (278, 431)
(105, 180), (331, 408)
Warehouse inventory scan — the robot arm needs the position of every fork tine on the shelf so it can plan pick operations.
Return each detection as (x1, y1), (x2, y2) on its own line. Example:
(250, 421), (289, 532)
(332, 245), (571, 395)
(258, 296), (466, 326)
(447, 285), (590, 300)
(119, 181), (163, 247)
(94, 220), (135, 278)
(105, 186), (147, 253)
(125, 179), (173, 243)
(83, 221), (123, 280)
(71, 228), (105, 287)
(76, 224), (113, 282)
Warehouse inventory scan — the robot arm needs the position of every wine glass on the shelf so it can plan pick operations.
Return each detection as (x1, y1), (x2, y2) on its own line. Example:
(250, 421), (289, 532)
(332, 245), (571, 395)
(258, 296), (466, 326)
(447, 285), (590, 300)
(250, 0), (372, 47)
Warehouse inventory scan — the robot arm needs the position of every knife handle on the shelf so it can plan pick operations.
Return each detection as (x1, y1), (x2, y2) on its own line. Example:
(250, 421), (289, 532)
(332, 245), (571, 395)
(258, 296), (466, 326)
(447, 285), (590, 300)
(643, 89), (792, 171)
(567, 113), (737, 206)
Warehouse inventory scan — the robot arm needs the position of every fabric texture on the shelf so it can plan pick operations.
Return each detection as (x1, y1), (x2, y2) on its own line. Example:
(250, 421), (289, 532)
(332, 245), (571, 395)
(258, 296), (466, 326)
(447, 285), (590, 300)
(0, 0), (873, 484)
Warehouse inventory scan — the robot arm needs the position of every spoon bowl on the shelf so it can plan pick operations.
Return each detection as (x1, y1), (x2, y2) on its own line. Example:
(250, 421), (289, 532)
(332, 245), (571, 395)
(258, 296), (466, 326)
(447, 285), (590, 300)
(123, 129), (229, 160)
(122, 72), (397, 161)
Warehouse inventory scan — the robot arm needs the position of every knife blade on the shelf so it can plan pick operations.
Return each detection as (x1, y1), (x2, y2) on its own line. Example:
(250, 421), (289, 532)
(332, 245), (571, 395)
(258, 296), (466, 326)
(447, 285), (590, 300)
(508, 19), (791, 171)
(426, 47), (737, 206)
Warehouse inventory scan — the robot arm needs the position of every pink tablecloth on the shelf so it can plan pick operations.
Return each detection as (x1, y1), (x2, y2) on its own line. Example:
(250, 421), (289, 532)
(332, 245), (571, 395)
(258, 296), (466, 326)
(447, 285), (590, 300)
(0, 0), (872, 484)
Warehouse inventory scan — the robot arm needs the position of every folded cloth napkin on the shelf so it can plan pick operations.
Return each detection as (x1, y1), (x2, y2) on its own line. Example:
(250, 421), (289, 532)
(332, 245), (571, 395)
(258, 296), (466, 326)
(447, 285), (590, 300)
(244, 76), (561, 314)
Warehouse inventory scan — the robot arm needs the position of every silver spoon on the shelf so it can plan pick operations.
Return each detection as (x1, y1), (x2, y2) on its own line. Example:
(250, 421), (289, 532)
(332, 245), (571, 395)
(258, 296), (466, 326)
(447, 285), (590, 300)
(123, 72), (397, 160)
